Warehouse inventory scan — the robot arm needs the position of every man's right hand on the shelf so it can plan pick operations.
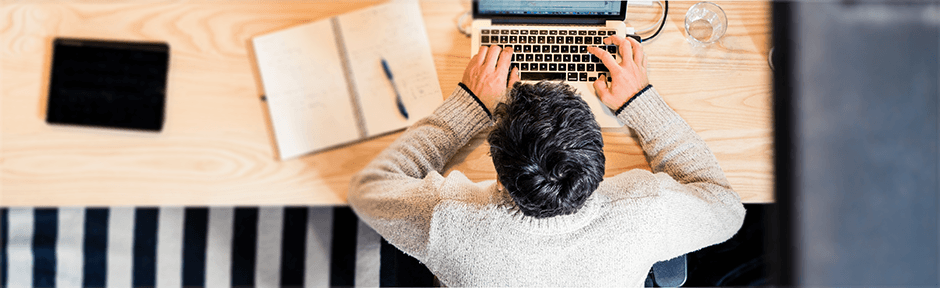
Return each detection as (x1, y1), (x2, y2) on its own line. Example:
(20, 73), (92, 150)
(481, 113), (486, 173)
(588, 36), (649, 110)
(462, 45), (519, 113)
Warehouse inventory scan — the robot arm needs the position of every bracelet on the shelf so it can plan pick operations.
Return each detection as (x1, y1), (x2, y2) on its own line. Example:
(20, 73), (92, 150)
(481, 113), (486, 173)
(458, 83), (492, 117)
(615, 84), (653, 115)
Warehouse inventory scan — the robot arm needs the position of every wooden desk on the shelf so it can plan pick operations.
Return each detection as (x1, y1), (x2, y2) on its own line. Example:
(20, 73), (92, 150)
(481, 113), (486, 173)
(0, 1), (772, 206)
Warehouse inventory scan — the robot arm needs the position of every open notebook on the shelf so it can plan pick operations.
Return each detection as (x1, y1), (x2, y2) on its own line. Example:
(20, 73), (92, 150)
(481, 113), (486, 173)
(253, 0), (442, 160)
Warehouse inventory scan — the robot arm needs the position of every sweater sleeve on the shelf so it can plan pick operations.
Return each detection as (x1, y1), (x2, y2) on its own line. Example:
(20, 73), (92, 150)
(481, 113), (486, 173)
(347, 86), (493, 261)
(616, 86), (746, 261)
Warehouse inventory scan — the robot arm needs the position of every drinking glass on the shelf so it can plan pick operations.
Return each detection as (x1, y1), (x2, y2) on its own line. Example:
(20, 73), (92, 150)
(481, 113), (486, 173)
(684, 2), (727, 45)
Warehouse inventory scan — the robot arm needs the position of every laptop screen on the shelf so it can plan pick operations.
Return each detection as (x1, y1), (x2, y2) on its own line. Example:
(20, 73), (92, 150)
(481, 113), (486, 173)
(478, 1), (622, 16)
(474, 0), (627, 23)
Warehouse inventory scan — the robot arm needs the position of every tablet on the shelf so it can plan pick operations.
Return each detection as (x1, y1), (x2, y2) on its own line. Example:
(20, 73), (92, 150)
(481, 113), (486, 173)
(46, 38), (170, 131)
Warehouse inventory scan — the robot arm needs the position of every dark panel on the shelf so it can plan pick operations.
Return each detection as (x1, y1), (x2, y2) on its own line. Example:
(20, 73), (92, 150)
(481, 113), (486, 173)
(379, 238), (435, 287)
(33, 208), (57, 288)
(182, 208), (209, 287)
(83, 208), (110, 287)
(231, 207), (259, 287)
(133, 208), (159, 287)
(1, 209), (7, 287)
(330, 207), (358, 287)
(280, 207), (309, 287)
(684, 204), (770, 286)
(770, 2), (795, 285)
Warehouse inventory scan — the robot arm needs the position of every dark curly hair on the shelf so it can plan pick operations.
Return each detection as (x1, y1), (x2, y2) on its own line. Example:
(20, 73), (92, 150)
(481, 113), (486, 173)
(488, 82), (605, 218)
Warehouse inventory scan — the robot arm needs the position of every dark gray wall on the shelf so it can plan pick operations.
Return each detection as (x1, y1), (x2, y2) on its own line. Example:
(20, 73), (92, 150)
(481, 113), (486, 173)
(790, 2), (939, 285)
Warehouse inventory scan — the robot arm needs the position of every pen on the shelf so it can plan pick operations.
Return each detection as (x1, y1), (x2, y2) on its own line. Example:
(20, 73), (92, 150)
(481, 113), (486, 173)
(381, 58), (409, 119)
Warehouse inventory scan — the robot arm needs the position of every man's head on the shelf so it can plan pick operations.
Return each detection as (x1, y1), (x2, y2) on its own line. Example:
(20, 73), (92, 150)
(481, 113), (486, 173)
(488, 82), (605, 218)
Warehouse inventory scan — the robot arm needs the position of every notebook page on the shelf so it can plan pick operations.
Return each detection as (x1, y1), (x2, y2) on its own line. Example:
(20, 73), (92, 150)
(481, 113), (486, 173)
(336, 0), (443, 136)
(253, 19), (361, 160)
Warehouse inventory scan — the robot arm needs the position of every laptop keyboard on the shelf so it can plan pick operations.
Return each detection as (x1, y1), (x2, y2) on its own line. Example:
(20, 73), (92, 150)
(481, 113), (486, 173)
(480, 28), (628, 82)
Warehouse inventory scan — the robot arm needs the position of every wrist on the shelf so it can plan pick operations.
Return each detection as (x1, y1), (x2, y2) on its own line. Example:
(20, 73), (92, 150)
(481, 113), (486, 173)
(457, 82), (492, 117)
(614, 84), (653, 115)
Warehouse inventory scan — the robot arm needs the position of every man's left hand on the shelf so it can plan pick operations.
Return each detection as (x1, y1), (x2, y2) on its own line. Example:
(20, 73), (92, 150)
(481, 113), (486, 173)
(462, 45), (520, 112)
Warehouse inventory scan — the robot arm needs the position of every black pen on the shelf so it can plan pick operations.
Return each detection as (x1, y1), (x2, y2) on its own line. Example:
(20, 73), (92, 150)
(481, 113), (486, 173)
(381, 58), (409, 119)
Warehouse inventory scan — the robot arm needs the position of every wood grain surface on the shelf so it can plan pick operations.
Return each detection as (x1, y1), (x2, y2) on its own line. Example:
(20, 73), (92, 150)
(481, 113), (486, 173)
(0, 0), (773, 206)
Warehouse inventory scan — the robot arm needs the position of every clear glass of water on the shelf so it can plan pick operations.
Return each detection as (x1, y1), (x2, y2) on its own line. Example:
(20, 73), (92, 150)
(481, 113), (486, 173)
(684, 2), (727, 45)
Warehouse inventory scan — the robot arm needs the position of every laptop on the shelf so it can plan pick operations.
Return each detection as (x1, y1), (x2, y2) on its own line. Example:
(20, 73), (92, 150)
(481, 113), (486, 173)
(471, 0), (636, 127)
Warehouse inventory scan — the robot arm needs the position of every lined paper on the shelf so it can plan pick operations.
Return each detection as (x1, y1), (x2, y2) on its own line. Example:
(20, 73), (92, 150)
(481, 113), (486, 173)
(253, 19), (361, 160)
(252, 0), (441, 160)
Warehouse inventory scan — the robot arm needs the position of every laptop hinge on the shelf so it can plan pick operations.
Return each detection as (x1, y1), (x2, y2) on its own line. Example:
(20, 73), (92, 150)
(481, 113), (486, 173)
(606, 20), (626, 27)
(491, 18), (607, 25)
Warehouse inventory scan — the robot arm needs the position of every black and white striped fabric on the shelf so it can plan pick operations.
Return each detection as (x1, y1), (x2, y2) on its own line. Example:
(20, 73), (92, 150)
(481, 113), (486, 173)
(0, 207), (435, 287)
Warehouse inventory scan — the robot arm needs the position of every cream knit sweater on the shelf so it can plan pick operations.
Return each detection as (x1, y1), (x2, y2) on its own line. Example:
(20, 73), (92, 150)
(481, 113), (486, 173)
(348, 85), (745, 287)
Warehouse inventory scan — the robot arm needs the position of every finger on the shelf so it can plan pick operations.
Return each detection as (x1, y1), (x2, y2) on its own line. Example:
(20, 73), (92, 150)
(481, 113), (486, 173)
(507, 66), (520, 88)
(470, 46), (488, 67)
(603, 35), (621, 46)
(483, 44), (503, 70)
(495, 46), (514, 74)
(593, 74), (613, 100)
(628, 37), (644, 66)
(611, 36), (633, 66)
(588, 46), (621, 76)
(641, 53), (648, 71)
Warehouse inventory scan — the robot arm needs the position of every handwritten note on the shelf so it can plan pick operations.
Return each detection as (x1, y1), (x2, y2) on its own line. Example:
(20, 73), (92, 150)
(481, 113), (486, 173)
(252, 0), (442, 160)
(337, 0), (442, 135)
(253, 19), (360, 159)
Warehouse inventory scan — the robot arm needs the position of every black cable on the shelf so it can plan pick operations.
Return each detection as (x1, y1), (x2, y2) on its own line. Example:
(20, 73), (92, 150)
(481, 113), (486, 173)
(641, 0), (668, 43)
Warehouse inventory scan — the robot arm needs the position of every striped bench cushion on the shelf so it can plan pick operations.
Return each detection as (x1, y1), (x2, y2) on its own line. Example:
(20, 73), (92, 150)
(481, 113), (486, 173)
(0, 207), (434, 287)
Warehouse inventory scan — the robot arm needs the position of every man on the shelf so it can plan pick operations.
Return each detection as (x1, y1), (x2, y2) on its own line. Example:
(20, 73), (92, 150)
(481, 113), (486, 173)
(348, 36), (745, 286)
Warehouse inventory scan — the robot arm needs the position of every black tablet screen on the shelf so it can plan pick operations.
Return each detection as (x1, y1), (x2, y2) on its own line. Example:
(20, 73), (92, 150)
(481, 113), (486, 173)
(46, 38), (169, 131)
